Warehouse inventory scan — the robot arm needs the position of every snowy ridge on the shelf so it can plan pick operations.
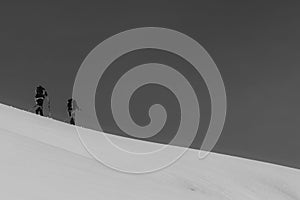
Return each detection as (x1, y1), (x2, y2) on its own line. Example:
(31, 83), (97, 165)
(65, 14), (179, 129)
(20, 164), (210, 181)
(0, 103), (299, 200)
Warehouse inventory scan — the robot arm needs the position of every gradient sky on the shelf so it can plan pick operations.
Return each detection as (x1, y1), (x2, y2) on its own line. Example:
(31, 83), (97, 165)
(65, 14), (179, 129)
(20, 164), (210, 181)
(0, 0), (300, 169)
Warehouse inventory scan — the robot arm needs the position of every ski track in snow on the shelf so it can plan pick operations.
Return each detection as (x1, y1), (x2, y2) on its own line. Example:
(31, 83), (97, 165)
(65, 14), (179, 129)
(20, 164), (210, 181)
(0, 103), (299, 200)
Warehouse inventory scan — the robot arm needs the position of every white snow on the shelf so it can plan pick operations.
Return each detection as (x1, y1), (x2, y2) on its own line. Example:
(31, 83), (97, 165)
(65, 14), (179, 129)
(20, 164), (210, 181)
(0, 103), (299, 200)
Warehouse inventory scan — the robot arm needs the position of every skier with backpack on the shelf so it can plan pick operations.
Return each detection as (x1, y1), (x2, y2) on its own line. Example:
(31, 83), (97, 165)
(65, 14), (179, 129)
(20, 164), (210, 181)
(67, 98), (80, 125)
(34, 85), (50, 116)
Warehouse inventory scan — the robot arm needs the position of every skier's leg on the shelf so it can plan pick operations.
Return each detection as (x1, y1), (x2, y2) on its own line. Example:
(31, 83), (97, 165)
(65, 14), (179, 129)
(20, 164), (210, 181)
(35, 99), (44, 116)
(36, 107), (43, 116)
(35, 106), (41, 115)
(70, 117), (75, 125)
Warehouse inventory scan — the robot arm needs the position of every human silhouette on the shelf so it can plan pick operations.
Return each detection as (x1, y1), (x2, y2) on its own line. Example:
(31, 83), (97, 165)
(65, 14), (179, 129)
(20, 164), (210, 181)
(34, 85), (49, 116)
(67, 98), (79, 125)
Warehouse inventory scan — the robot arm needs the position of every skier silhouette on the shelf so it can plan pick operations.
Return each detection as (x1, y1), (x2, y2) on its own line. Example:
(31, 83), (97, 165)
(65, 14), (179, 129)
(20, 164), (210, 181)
(34, 85), (49, 116)
(67, 98), (79, 125)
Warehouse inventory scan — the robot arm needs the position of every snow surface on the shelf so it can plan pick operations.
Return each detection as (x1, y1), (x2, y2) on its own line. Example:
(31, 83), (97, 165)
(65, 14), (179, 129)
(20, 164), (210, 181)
(0, 103), (299, 200)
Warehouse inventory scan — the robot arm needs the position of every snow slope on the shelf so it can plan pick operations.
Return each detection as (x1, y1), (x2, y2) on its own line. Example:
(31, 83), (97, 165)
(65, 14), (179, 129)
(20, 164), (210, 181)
(0, 103), (299, 200)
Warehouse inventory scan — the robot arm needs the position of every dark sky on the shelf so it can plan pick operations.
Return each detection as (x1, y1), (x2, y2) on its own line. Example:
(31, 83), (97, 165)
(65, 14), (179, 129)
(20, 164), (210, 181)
(0, 0), (300, 169)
